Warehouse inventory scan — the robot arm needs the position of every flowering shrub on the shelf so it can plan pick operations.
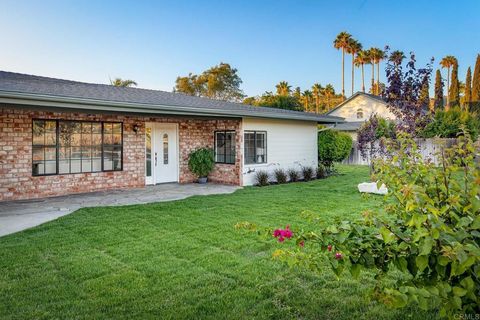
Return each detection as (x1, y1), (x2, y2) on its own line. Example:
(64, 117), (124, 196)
(273, 225), (293, 242)
(237, 133), (480, 317)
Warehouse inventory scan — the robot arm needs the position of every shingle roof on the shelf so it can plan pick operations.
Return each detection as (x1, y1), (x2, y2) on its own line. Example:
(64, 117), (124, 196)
(0, 71), (343, 123)
(329, 121), (364, 131)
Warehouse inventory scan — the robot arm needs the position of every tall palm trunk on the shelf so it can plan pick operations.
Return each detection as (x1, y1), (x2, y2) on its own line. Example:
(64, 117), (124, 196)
(376, 61), (380, 95)
(351, 53), (355, 96)
(371, 63), (375, 94)
(361, 64), (365, 93)
(446, 67), (450, 111)
(341, 48), (345, 99)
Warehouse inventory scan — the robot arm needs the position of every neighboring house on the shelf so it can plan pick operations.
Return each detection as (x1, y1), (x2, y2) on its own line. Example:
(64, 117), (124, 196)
(0, 71), (343, 201)
(326, 92), (395, 140)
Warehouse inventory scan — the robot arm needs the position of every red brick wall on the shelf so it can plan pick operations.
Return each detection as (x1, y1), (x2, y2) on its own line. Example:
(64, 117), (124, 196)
(0, 106), (242, 201)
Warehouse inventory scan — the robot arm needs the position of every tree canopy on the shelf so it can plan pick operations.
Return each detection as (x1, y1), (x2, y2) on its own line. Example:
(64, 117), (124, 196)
(174, 63), (245, 102)
(110, 78), (137, 87)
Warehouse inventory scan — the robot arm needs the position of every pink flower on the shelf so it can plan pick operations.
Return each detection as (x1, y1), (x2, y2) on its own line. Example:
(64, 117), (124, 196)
(335, 252), (343, 260)
(327, 244), (332, 252)
(273, 225), (294, 242)
(298, 241), (305, 247)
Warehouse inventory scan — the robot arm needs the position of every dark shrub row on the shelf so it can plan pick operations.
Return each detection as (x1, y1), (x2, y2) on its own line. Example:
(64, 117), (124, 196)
(254, 165), (329, 186)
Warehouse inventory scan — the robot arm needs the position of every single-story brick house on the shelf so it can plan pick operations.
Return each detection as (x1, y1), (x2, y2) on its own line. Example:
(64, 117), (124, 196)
(0, 71), (343, 201)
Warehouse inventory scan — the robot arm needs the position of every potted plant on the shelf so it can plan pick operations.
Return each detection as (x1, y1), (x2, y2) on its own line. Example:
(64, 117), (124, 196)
(188, 148), (214, 184)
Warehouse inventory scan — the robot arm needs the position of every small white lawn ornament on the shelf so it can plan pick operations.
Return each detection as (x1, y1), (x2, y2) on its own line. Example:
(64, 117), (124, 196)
(358, 182), (388, 195)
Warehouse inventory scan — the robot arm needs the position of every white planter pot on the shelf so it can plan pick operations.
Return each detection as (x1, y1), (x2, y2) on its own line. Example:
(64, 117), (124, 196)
(358, 182), (388, 195)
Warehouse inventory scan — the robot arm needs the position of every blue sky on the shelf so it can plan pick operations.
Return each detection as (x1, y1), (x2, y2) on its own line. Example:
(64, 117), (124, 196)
(0, 0), (479, 97)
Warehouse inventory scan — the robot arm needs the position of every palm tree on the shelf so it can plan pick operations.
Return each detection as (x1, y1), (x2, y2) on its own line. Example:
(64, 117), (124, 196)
(369, 48), (385, 95)
(110, 78), (138, 87)
(388, 50), (405, 69)
(354, 50), (370, 93)
(346, 39), (362, 96)
(312, 83), (323, 113)
(322, 84), (336, 112)
(333, 32), (353, 99)
(365, 48), (375, 94)
(440, 55), (457, 110)
(275, 81), (291, 96)
(301, 90), (313, 111)
(293, 87), (301, 101)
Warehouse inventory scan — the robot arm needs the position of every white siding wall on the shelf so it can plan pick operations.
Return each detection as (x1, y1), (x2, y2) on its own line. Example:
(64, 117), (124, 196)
(328, 94), (395, 122)
(241, 117), (318, 186)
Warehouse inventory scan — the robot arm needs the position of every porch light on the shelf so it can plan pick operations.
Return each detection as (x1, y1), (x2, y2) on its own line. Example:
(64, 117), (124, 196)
(133, 124), (139, 133)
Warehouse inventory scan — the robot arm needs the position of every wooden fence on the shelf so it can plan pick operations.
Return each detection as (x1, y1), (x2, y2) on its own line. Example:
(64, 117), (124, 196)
(343, 138), (460, 165)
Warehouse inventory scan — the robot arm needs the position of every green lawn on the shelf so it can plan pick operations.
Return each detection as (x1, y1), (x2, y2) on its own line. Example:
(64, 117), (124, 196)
(0, 166), (437, 319)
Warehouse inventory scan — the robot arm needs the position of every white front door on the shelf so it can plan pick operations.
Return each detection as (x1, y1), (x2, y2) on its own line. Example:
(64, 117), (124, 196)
(145, 123), (179, 185)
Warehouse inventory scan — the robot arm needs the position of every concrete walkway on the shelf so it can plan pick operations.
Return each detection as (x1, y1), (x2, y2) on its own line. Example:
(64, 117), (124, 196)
(0, 183), (240, 237)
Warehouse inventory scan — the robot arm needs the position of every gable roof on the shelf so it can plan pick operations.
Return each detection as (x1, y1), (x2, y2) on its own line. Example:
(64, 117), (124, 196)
(0, 71), (343, 123)
(326, 92), (386, 115)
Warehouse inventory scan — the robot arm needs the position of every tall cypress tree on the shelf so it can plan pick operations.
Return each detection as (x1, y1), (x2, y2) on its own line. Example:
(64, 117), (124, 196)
(464, 67), (472, 110)
(449, 62), (460, 107)
(434, 69), (444, 111)
(472, 54), (480, 112)
(419, 79), (430, 111)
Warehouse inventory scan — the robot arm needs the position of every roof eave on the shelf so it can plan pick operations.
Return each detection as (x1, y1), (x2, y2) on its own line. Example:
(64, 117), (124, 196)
(0, 90), (344, 123)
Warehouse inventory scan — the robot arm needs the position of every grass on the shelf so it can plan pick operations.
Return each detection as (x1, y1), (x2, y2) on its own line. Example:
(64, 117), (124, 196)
(0, 165), (437, 319)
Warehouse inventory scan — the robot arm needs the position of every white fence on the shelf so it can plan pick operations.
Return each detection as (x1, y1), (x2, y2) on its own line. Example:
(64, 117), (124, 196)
(344, 138), (459, 165)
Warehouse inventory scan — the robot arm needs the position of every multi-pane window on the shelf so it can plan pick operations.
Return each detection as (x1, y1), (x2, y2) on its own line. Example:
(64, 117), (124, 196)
(244, 131), (266, 164)
(32, 120), (123, 176)
(215, 131), (236, 164)
(32, 120), (57, 175)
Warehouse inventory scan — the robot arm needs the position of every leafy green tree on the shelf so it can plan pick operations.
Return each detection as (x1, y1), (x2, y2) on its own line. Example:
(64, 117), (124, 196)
(420, 107), (479, 140)
(242, 96), (257, 105)
(472, 54), (480, 112)
(110, 78), (137, 87)
(174, 63), (245, 102)
(317, 130), (352, 170)
(333, 31), (353, 98)
(275, 81), (291, 96)
(464, 67), (472, 110)
(449, 61), (460, 107)
(250, 92), (302, 111)
(440, 55), (457, 110)
(434, 69), (444, 111)
(346, 39), (362, 96)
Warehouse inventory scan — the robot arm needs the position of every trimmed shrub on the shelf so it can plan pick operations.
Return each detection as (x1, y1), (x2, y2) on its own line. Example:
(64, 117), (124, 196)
(318, 130), (353, 169)
(188, 148), (214, 178)
(287, 168), (299, 182)
(273, 168), (288, 184)
(254, 170), (270, 186)
(316, 165), (327, 179)
(420, 107), (479, 140)
(301, 166), (315, 181)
